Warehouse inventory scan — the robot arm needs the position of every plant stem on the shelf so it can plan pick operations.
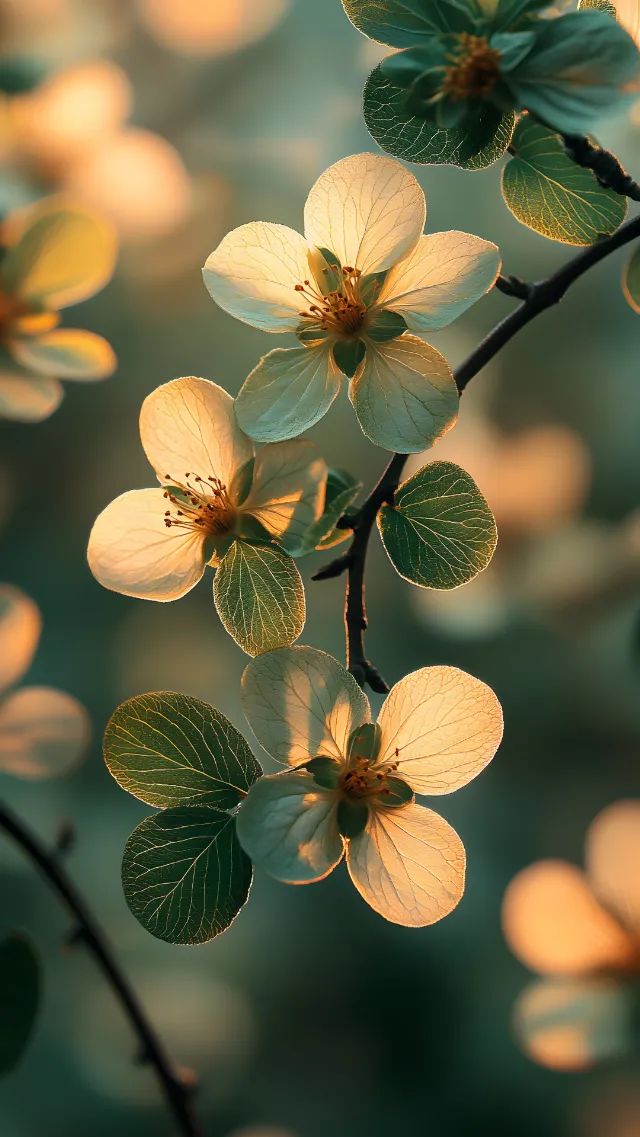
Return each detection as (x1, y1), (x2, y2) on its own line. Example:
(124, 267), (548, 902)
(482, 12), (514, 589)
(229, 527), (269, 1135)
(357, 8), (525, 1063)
(0, 799), (205, 1137)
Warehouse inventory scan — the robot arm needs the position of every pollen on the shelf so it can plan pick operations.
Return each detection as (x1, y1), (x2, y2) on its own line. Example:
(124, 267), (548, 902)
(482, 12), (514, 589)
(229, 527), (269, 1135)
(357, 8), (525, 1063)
(340, 755), (401, 803)
(296, 266), (366, 338)
(442, 33), (501, 101)
(162, 473), (235, 537)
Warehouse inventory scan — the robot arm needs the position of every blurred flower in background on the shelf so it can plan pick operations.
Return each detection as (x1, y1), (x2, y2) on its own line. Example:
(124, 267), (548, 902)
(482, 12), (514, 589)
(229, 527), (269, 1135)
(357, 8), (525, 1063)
(136, 0), (290, 58)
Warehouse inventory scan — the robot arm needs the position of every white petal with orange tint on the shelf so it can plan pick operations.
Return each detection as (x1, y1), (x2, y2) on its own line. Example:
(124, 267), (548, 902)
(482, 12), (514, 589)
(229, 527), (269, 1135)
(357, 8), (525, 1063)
(377, 232), (501, 332)
(514, 977), (631, 1071)
(586, 800), (640, 935)
(239, 440), (326, 553)
(235, 771), (343, 883)
(376, 665), (503, 795)
(0, 686), (90, 779)
(0, 372), (64, 421)
(241, 646), (370, 767)
(203, 221), (311, 331)
(304, 153), (425, 275)
(235, 343), (341, 443)
(87, 488), (206, 601)
(502, 860), (635, 976)
(615, 0), (640, 46)
(139, 376), (253, 488)
(9, 329), (116, 379)
(346, 803), (465, 926)
(0, 585), (41, 694)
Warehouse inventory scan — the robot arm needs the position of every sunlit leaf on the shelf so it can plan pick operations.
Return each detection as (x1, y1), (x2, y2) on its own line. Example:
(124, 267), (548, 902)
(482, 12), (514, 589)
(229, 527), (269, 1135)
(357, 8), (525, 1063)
(501, 117), (627, 245)
(343, 0), (475, 45)
(104, 691), (261, 810)
(622, 244), (640, 312)
(0, 687), (90, 780)
(295, 468), (362, 556)
(378, 461), (497, 588)
(0, 934), (40, 1077)
(122, 805), (252, 945)
(578, 0), (617, 13)
(214, 540), (305, 657)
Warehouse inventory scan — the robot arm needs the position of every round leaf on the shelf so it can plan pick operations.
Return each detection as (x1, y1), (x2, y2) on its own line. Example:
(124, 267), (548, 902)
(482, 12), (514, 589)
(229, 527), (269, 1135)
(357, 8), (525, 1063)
(214, 540), (305, 657)
(622, 244), (640, 313)
(295, 468), (362, 556)
(0, 934), (40, 1076)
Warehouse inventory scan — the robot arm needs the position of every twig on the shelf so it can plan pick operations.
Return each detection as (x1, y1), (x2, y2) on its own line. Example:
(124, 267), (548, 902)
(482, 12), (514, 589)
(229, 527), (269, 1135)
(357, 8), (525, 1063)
(0, 800), (204, 1137)
(561, 134), (640, 202)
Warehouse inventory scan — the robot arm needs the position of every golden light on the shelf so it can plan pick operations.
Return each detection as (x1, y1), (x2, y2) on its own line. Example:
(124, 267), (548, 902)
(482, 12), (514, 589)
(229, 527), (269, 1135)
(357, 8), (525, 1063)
(137, 0), (290, 58)
(514, 977), (630, 1071)
(0, 584), (42, 694)
(586, 800), (640, 938)
(614, 0), (640, 47)
(0, 685), (90, 779)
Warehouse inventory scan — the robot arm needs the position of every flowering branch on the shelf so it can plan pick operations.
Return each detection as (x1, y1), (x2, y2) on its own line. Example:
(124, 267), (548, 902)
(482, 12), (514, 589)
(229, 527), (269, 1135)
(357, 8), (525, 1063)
(0, 800), (204, 1137)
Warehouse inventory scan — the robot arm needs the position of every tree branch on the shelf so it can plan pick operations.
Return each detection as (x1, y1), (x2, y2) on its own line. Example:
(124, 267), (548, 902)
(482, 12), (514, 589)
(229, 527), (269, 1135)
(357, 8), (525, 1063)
(0, 799), (204, 1137)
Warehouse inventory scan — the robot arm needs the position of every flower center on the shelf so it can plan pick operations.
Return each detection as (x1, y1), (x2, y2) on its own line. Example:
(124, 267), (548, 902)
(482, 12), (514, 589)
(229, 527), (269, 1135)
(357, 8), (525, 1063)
(162, 472), (235, 537)
(339, 753), (401, 803)
(442, 33), (501, 101)
(295, 266), (367, 338)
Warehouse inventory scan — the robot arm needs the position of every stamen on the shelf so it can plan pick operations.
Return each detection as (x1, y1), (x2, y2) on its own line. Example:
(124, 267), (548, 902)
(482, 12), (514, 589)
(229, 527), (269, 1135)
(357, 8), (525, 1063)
(442, 33), (501, 101)
(162, 472), (235, 536)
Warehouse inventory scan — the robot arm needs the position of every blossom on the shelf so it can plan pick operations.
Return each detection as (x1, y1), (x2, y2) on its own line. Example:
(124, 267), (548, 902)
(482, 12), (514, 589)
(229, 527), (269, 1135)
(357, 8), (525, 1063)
(203, 153), (500, 453)
(236, 646), (503, 926)
(0, 196), (117, 422)
(502, 801), (640, 1070)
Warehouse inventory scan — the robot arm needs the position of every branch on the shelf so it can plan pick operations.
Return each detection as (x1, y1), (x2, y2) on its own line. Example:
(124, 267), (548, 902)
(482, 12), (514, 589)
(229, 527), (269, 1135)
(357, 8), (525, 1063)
(561, 134), (640, 202)
(0, 800), (204, 1137)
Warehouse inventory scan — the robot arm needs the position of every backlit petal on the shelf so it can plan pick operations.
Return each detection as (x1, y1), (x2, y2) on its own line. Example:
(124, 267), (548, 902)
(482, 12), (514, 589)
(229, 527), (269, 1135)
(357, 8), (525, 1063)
(502, 860), (635, 976)
(616, 0), (640, 46)
(139, 376), (253, 488)
(241, 646), (370, 767)
(377, 232), (501, 332)
(9, 329), (116, 379)
(236, 771), (343, 883)
(376, 665), (503, 795)
(0, 585), (41, 694)
(240, 440), (326, 553)
(586, 800), (640, 936)
(235, 344), (341, 442)
(514, 977), (631, 1071)
(346, 802), (465, 926)
(0, 373), (63, 422)
(304, 153), (425, 275)
(87, 488), (206, 601)
(0, 686), (90, 779)
(203, 221), (310, 331)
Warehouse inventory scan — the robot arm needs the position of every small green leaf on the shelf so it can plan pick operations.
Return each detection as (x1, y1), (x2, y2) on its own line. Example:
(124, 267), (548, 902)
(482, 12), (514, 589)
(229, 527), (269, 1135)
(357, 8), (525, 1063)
(382, 777), (415, 808)
(306, 756), (342, 789)
(378, 460), (497, 589)
(501, 117), (627, 245)
(295, 468), (362, 555)
(333, 338), (366, 378)
(0, 934), (40, 1076)
(337, 799), (369, 839)
(343, 0), (477, 45)
(366, 310), (407, 344)
(214, 539), (305, 656)
(104, 691), (261, 810)
(622, 245), (640, 313)
(577, 0), (617, 12)
(122, 805), (252, 945)
(228, 457), (255, 507)
(347, 722), (382, 762)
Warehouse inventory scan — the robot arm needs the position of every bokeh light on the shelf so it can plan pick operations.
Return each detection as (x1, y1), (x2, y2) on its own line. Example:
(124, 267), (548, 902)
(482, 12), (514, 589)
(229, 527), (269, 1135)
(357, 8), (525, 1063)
(137, 0), (290, 58)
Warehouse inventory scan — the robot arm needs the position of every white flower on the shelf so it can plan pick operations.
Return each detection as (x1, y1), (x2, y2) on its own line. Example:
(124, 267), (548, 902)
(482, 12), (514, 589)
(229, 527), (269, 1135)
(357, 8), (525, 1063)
(236, 646), (503, 926)
(203, 152), (501, 453)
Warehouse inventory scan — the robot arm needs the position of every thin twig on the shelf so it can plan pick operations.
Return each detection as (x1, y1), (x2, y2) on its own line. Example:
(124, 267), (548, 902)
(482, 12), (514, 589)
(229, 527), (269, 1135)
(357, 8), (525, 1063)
(0, 799), (204, 1137)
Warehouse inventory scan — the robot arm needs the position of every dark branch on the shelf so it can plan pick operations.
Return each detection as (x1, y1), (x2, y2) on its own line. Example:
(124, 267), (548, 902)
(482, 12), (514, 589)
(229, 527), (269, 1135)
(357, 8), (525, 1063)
(561, 134), (640, 201)
(0, 800), (204, 1137)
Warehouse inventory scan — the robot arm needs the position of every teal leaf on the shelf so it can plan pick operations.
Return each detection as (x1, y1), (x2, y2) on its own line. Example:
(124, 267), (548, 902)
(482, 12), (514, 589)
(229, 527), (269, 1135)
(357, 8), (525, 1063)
(366, 310), (408, 344)
(295, 467), (362, 555)
(214, 539), (305, 656)
(337, 798), (369, 839)
(305, 756), (342, 789)
(103, 691), (261, 810)
(235, 344), (341, 443)
(501, 117), (627, 245)
(382, 777), (415, 807)
(0, 934), (40, 1077)
(577, 0), (616, 12)
(333, 338), (366, 378)
(622, 245), (640, 313)
(122, 805), (252, 945)
(378, 460), (497, 588)
(342, 0), (477, 46)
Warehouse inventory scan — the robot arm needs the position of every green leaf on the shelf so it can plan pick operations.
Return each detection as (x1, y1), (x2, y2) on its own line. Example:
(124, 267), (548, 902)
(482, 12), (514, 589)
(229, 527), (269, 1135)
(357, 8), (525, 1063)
(333, 338), (366, 378)
(363, 63), (516, 168)
(501, 117), (627, 245)
(0, 934), (40, 1076)
(577, 0), (617, 12)
(337, 798), (369, 839)
(104, 691), (261, 810)
(295, 468), (362, 555)
(622, 245), (640, 313)
(214, 539), (305, 656)
(343, 0), (477, 46)
(378, 460), (497, 589)
(122, 805), (252, 945)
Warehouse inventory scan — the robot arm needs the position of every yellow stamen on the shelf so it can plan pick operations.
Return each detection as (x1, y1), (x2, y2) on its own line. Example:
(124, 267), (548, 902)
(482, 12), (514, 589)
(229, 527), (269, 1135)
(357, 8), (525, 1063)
(442, 33), (501, 101)
(296, 266), (366, 338)
(162, 472), (235, 537)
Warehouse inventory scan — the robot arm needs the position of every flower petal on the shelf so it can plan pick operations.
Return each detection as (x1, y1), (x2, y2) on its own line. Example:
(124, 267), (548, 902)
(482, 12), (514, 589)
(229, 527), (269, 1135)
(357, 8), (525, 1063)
(0, 372), (63, 422)
(241, 645), (370, 767)
(304, 153), (425, 276)
(139, 376), (253, 488)
(514, 976), (632, 1071)
(235, 344), (341, 442)
(377, 232), (501, 332)
(502, 860), (636, 976)
(87, 488), (206, 601)
(0, 585), (41, 694)
(350, 335), (458, 453)
(239, 440), (326, 554)
(9, 329), (116, 380)
(346, 802), (465, 926)
(236, 771), (343, 883)
(376, 665), (503, 795)
(203, 221), (311, 332)
(586, 800), (640, 936)
(0, 686), (90, 779)
(1, 197), (117, 309)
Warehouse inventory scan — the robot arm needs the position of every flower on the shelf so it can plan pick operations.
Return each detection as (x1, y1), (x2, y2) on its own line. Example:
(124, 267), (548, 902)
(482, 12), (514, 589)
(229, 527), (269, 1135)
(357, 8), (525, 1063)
(0, 584), (90, 778)
(0, 196), (117, 422)
(203, 152), (501, 453)
(87, 374), (326, 599)
(236, 646), (503, 926)
(502, 800), (640, 1070)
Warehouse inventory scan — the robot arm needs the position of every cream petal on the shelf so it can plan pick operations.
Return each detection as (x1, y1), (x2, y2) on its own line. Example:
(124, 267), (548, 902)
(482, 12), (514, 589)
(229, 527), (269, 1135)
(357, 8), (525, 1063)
(87, 488), (206, 601)
(502, 860), (636, 976)
(241, 645), (370, 767)
(9, 329), (116, 379)
(377, 232), (501, 332)
(235, 771), (343, 883)
(304, 153), (425, 275)
(203, 221), (311, 331)
(139, 376), (253, 488)
(346, 802), (465, 927)
(615, 0), (640, 46)
(586, 800), (640, 936)
(0, 585), (41, 694)
(239, 440), (326, 553)
(235, 344), (341, 443)
(350, 335), (458, 453)
(0, 372), (63, 422)
(0, 686), (90, 779)
(514, 977), (631, 1072)
(376, 665), (503, 795)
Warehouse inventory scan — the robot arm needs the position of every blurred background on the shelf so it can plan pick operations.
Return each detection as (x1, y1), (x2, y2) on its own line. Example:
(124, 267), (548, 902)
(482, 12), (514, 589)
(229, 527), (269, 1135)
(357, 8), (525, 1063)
(0, 1), (639, 1134)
